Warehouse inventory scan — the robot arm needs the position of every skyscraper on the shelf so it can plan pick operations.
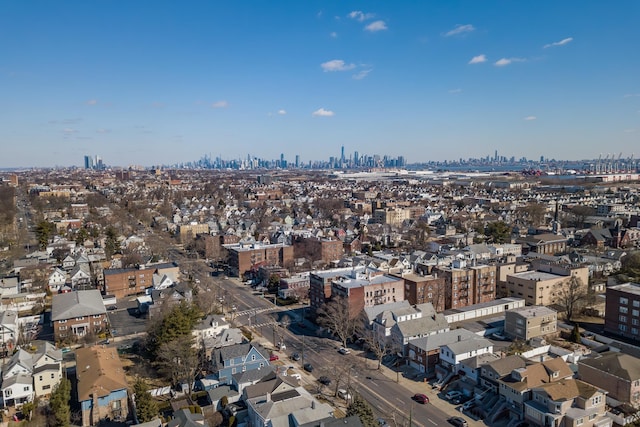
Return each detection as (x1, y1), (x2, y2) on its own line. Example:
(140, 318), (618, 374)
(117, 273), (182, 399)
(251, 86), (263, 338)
(341, 146), (345, 164)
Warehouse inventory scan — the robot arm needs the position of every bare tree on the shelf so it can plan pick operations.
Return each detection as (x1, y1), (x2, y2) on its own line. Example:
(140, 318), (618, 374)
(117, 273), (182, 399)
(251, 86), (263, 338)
(356, 313), (392, 370)
(154, 335), (200, 394)
(554, 276), (588, 323)
(316, 296), (357, 347)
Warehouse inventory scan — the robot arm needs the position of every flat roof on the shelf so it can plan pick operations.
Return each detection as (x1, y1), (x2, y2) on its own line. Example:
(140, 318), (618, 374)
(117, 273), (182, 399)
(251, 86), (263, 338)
(609, 282), (640, 297)
(511, 270), (562, 281)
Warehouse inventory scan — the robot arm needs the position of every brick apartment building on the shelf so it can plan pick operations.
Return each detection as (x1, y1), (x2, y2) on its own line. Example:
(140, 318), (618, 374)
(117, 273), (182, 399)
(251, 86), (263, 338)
(604, 282), (640, 340)
(397, 272), (447, 312)
(331, 271), (405, 319)
(197, 233), (240, 261)
(103, 267), (154, 299)
(434, 260), (497, 310)
(293, 236), (344, 265)
(224, 242), (294, 278)
(309, 266), (384, 314)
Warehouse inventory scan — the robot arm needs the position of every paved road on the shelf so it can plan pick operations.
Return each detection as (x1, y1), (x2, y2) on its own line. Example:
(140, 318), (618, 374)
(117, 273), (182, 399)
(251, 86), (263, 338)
(218, 276), (480, 427)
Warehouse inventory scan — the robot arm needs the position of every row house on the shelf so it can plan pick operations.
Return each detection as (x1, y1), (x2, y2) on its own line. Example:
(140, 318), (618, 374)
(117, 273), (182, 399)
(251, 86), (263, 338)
(1, 342), (63, 408)
(578, 351), (640, 407)
(524, 379), (610, 427)
(371, 302), (449, 350)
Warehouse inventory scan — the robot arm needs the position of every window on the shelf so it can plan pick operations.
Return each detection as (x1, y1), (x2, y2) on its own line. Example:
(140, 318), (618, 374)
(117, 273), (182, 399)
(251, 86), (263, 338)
(251, 355), (256, 361)
(51, 373), (55, 379)
(620, 325), (628, 332)
(620, 315), (627, 323)
(589, 414), (596, 420)
(58, 319), (67, 324)
(634, 310), (640, 317)
(620, 297), (629, 304)
(39, 375), (43, 381)
(75, 316), (85, 321)
(633, 328), (639, 335)
(576, 418), (583, 425)
(633, 318), (639, 326)
(43, 385), (51, 390)
(621, 306), (629, 314)
(24, 387), (30, 392)
(634, 300), (640, 308)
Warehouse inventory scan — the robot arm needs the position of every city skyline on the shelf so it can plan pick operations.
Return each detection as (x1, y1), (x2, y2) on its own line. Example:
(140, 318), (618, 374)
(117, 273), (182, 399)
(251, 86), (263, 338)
(1, 1), (639, 168)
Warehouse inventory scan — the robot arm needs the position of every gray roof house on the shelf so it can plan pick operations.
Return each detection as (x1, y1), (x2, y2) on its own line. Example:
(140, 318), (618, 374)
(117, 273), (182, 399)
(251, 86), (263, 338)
(51, 290), (106, 321)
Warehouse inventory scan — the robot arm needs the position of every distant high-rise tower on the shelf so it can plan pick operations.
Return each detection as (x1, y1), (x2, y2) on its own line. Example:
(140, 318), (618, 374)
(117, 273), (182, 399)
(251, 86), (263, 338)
(341, 146), (345, 164)
(295, 155), (300, 168)
(494, 150), (498, 162)
(84, 155), (92, 169)
(354, 151), (359, 166)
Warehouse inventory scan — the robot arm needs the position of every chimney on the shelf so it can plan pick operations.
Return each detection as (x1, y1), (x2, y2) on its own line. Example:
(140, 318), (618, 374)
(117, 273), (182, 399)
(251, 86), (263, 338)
(458, 335), (462, 342)
(311, 400), (316, 409)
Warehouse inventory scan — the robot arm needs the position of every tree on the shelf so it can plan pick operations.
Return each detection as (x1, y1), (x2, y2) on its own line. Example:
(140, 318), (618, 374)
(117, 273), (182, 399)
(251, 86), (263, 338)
(569, 205), (596, 228)
(49, 378), (71, 427)
(133, 378), (159, 423)
(147, 301), (202, 354)
(356, 313), (392, 370)
(571, 323), (582, 344)
(316, 296), (357, 347)
(485, 221), (511, 243)
(555, 276), (588, 323)
(519, 202), (547, 226)
(618, 251), (640, 283)
(154, 335), (200, 394)
(104, 226), (119, 258)
(346, 393), (376, 427)
(35, 220), (55, 249)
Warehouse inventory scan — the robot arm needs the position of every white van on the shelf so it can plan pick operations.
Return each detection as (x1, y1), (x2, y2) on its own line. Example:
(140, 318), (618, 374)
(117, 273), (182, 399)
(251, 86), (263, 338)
(338, 389), (352, 400)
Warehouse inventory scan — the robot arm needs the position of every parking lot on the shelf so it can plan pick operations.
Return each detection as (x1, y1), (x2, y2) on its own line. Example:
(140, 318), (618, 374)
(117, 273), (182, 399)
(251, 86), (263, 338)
(107, 298), (149, 337)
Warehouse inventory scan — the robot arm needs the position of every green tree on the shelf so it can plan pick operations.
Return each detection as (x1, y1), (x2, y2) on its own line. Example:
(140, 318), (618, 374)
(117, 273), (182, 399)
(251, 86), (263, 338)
(35, 220), (55, 249)
(147, 301), (202, 354)
(571, 323), (582, 343)
(133, 378), (159, 423)
(49, 378), (71, 427)
(346, 393), (376, 427)
(485, 221), (511, 243)
(104, 226), (119, 258)
(75, 227), (89, 246)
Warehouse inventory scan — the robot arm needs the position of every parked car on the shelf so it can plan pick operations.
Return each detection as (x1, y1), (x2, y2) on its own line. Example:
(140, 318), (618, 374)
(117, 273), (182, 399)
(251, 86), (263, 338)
(289, 372), (302, 380)
(491, 331), (508, 341)
(291, 352), (301, 361)
(269, 354), (279, 361)
(451, 395), (470, 405)
(412, 393), (429, 404)
(445, 390), (462, 401)
(303, 363), (314, 372)
(449, 417), (468, 427)
(338, 347), (351, 355)
(462, 400), (476, 411)
(318, 376), (331, 385)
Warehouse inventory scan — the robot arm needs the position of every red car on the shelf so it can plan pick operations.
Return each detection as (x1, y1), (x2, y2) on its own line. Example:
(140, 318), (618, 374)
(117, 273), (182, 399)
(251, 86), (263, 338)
(269, 354), (279, 361)
(413, 393), (429, 404)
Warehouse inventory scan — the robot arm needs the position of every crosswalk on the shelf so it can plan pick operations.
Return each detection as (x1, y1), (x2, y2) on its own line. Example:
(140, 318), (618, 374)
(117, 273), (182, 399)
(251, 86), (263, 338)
(235, 306), (278, 317)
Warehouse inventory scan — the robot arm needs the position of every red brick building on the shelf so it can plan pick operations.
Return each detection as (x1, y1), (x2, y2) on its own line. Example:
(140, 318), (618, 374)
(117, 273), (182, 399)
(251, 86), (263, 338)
(51, 290), (108, 342)
(103, 267), (154, 299)
(397, 273), (447, 312)
(434, 261), (496, 310)
(331, 272), (405, 319)
(293, 236), (344, 265)
(225, 242), (294, 278)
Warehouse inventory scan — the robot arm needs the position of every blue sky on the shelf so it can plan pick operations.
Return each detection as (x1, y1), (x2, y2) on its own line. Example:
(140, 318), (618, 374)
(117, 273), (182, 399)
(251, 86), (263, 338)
(1, 1), (639, 168)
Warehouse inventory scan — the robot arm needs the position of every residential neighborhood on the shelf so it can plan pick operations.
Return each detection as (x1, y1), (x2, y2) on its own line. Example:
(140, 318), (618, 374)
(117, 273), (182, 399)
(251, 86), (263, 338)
(1, 166), (640, 427)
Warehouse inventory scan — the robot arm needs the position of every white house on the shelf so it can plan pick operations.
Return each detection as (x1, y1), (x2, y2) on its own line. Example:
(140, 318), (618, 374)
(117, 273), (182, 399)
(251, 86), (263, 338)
(32, 341), (63, 397)
(48, 268), (67, 291)
(193, 315), (230, 344)
(439, 334), (494, 374)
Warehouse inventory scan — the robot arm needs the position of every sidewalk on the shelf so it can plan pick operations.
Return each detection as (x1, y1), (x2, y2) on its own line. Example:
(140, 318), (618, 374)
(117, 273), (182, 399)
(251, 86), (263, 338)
(376, 361), (486, 427)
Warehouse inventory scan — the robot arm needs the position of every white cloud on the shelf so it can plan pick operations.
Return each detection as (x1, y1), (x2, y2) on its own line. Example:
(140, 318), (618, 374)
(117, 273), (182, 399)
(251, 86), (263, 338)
(444, 24), (475, 37)
(468, 54), (487, 64)
(449, 88), (463, 94)
(330, 32), (338, 38)
(312, 108), (335, 117)
(86, 99), (98, 105)
(321, 59), (356, 72)
(365, 20), (387, 32)
(211, 100), (228, 108)
(96, 128), (111, 133)
(348, 11), (374, 22)
(495, 57), (525, 67)
(278, 110), (287, 115)
(524, 116), (537, 121)
(352, 69), (372, 80)
(543, 37), (573, 48)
